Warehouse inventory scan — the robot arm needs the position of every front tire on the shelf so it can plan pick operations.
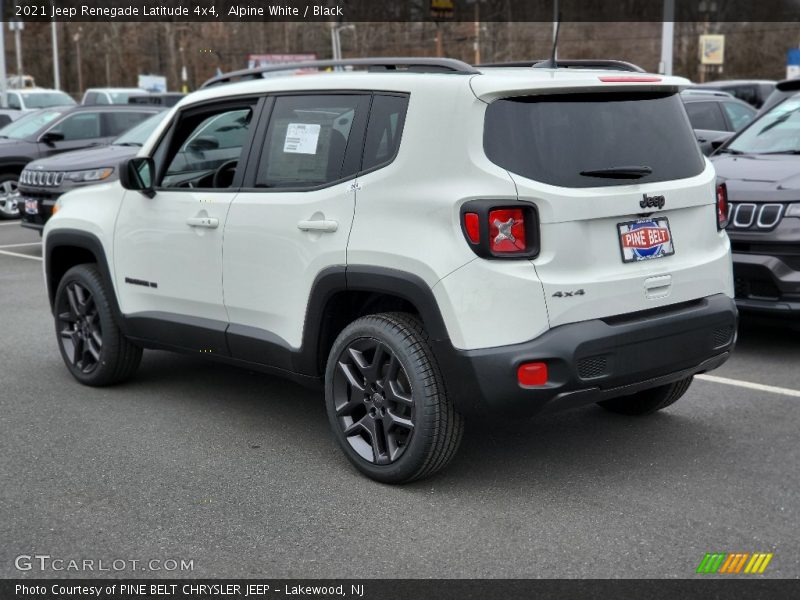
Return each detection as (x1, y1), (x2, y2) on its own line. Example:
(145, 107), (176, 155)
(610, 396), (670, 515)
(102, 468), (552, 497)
(597, 376), (693, 416)
(325, 312), (464, 484)
(0, 172), (20, 219)
(54, 264), (142, 386)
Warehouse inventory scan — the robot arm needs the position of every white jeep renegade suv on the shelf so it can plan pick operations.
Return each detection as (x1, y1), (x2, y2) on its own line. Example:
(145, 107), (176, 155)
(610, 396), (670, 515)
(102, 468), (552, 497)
(43, 58), (737, 483)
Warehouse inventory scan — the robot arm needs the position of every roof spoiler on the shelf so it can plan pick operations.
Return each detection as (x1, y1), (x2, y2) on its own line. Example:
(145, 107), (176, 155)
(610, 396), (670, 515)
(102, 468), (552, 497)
(201, 57), (479, 89)
(476, 59), (645, 73)
(776, 78), (800, 92)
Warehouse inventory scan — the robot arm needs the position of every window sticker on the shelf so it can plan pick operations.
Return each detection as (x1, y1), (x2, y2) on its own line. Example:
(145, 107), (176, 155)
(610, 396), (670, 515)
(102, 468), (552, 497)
(284, 123), (321, 154)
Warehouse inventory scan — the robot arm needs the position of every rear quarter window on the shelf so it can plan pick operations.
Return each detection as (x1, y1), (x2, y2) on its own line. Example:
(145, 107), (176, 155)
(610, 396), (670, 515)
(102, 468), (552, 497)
(484, 92), (705, 188)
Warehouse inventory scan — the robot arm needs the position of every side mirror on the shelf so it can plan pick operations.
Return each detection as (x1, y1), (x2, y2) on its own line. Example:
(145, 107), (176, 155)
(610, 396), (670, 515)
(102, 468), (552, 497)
(119, 157), (156, 198)
(39, 131), (65, 145)
(709, 134), (734, 155)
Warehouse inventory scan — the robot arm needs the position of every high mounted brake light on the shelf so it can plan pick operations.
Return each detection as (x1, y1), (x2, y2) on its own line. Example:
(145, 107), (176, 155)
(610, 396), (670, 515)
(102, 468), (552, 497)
(460, 201), (540, 259)
(598, 76), (662, 83)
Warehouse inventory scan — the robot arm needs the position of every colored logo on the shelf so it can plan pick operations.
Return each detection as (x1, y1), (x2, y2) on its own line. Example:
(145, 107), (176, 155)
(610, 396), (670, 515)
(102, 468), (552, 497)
(621, 220), (671, 258)
(696, 552), (773, 574)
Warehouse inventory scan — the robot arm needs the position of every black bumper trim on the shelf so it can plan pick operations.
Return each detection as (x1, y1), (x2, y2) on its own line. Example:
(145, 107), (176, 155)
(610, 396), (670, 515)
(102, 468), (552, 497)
(434, 293), (738, 417)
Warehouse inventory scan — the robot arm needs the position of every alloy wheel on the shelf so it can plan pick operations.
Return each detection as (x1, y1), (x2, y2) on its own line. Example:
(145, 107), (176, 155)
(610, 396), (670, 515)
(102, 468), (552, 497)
(332, 338), (415, 465)
(57, 281), (103, 374)
(0, 179), (19, 217)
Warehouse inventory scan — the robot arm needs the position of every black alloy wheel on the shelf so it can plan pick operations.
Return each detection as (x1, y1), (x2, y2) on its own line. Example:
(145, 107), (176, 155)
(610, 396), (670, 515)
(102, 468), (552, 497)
(57, 279), (103, 374)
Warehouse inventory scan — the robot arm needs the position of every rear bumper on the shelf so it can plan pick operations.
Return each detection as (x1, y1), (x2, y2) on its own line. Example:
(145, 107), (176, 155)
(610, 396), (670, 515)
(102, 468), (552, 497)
(434, 293), (737, 417)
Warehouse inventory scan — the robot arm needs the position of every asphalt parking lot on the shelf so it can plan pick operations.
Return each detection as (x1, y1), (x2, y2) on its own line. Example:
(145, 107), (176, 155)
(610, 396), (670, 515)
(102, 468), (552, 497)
(1, 221), (798, 579)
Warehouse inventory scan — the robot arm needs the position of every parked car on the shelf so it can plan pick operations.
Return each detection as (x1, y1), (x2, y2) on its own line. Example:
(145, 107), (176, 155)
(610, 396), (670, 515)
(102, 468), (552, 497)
(0, 108), (24, 128)
(2, 88), (76, 111)
(681, 90), (756, 154)
(758, 77), (800, 116)
(0, 105), (162, 219)
(688, 80), (775, 109)
(128, 92), (185, 107)
(19, 112), (167, 231)
(712, 92), (800, 318)
(82, 88), (147, 105)
(43, 57), (736, 483)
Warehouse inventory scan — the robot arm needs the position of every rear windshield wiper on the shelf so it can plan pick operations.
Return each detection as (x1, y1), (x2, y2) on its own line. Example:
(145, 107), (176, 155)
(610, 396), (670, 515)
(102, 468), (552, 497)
(756, 150), (800, 155)
(579, 166), (653, 179)
(715, 148), (742, 155)
(115, 142), (142, 147)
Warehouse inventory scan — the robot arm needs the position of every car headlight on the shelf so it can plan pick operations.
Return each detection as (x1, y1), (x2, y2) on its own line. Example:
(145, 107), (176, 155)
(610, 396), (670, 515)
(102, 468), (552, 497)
(63, 168), (114, 183)
(787, 203), (800, 217)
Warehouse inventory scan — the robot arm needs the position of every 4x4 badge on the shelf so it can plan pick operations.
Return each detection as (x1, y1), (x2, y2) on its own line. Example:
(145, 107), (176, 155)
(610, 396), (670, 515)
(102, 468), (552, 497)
(640, 193), (666, 209)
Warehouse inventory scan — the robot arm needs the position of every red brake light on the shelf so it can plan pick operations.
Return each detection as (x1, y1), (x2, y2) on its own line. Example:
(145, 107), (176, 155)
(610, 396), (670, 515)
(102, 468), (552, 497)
(489, 208), (526, 253)
(716, 183), (729, 230)
(464, 212), (480, 244)
(598, 76), (662, 83)
(518, 362), (548, 387)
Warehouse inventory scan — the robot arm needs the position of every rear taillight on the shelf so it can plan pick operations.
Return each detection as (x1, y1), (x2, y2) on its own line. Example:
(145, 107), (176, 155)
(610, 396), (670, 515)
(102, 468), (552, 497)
(460, 201), (540, 259)
(489, 208), (526, 253)
(716, 182), (729, 230)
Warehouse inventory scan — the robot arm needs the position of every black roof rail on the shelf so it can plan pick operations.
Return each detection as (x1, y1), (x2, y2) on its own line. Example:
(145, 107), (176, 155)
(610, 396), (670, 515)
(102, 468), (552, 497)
(201, 57), (480, 88)
(477, 59), (646, 73)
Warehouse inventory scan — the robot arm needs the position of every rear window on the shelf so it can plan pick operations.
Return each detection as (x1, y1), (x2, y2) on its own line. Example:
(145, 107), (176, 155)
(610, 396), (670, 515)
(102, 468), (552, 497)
(484, 92), (704, 188)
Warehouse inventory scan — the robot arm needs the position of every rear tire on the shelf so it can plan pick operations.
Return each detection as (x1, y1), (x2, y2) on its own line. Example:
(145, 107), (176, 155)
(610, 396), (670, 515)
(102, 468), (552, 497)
(54, 264), (142, 386)
(325, 312), (464, 483)
(597, 376), (693, 416)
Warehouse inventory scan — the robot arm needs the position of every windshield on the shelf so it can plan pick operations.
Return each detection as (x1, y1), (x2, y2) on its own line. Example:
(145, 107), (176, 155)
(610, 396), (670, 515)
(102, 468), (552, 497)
(0, 109), (64, 139)
(113, 112), (165, 146)
(728, 96), (800, 154)
(484, 92), (704, 188)
(21, 91), (76, 109)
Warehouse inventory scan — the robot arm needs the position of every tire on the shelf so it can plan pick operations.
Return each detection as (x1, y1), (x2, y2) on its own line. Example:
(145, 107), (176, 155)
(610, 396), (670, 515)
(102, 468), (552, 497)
(325, 312), (464, 484)
(0, 172), (20, 220)
(597, 376), (694, 416)
(54, 264), (142, 386)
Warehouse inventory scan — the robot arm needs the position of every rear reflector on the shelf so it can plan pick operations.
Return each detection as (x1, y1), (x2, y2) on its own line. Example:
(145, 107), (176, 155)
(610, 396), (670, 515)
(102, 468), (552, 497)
(464, 212), (480, 244)
(517, 362), (548, 387)
(489, 208), (526, 253)
(598, 76), (662, 83)
(716, 182), (729, 230)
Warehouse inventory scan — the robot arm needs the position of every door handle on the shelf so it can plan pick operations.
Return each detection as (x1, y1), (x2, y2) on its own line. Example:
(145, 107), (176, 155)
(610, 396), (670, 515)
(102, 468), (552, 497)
(297, 219), (338, 232)
(187, 216), (219, 229)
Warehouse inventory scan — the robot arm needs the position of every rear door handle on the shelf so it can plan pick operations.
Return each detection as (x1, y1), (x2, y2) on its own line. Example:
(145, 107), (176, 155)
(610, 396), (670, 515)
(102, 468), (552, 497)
(297, 219), (338, 233)
(187, 216), (219, 229)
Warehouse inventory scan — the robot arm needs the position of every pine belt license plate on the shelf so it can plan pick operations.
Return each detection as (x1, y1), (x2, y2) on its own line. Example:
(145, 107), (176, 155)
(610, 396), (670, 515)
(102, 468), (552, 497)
(617, 217), (674, 263)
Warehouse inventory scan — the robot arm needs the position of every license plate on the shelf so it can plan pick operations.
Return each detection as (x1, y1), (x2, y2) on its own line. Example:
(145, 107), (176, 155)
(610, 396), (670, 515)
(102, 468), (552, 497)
(24, 198), (39, 215)
(617, 217), (675, 263)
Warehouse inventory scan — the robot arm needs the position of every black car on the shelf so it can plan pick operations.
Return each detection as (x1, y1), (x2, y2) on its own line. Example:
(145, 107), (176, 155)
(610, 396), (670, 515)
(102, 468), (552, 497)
(0, 104), (162, 219)
(712, 92), (800, 318)
(689, 79), (776, 108)
(19, 112), (167, 232)
(681, 90), (756, 154)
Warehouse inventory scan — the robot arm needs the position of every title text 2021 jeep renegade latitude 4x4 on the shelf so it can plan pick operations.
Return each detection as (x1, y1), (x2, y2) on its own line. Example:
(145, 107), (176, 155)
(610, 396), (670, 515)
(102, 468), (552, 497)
(43, 58), (737, 483)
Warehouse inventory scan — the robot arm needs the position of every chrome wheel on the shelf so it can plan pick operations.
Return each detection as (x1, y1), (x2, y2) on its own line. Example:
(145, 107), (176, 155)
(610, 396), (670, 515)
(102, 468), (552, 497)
(0, 178), (20, 218)
(332, 338), (415, 465)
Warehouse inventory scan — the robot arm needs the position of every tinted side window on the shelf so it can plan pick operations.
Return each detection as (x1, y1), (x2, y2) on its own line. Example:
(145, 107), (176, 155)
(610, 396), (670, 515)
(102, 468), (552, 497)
(48, 113), (101, 140)
(7, 93), (21, 110)
(103, 111), (153, 137)
(362, 94), (409, 172)
(83, 92), (98, 105)
(255, 94), (368, 188)
(160, 105), (256, 189)
(485, 92), (704, 188)
(722, 102), (755, 131)
(685, 102), (727, 131)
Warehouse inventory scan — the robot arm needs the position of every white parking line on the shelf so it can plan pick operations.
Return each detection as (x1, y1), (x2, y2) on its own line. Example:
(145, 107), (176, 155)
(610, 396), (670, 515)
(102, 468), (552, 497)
(0, 221), (23, 227)
(0, 242), (40, 248)
(696, 374), (800, 398)
(0, 249), (42, 261)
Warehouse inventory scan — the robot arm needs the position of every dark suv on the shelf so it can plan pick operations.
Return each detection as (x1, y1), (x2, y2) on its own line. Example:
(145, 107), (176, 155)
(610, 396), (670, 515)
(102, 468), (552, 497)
(712, 92), (800, 318)
(0, 105), (161, 219)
